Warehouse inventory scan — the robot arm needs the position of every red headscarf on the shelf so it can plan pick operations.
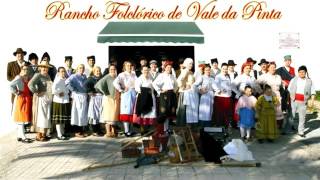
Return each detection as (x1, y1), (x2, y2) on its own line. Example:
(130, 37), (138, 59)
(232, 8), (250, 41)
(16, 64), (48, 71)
(163, 60), (173, 67)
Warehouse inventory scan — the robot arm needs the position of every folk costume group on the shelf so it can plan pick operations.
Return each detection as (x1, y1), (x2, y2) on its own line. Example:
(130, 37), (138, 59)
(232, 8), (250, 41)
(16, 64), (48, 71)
(7, 48), (316, 144)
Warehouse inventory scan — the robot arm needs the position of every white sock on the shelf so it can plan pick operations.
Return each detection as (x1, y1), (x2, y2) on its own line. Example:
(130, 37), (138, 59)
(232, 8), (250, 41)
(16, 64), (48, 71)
(124, 122), (130, 133)
(164, 119), (169, 132)
(240, 127), (245, 138)
(246, 129), (251, 139)
(61, 124), (65, 135)
(56, 124), (62, 137)
(17, 124), (26, 139)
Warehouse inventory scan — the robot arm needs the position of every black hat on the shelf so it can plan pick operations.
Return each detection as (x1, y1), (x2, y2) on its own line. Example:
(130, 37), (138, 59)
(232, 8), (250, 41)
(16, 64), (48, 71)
(65, 56), (73, 61)
(258, 59), (269, 66)
(13, 48), (27, 56)
(221, 62), (228, 67)
(298, 65), (307, 72)
(41, 52), (50, 61)
(227, 60), (237, 66)
(211, 58), (218, 64)
(87, 55), (95, 60)
(246, 57), (257, 64)
(28, 53), (38, 61)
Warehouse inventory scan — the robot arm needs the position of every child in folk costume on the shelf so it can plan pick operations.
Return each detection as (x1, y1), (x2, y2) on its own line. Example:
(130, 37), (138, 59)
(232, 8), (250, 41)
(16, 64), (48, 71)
(52, 67), (71, 140)
(195, 64), (217, 127)
(113, 61), (137, 137)
(134, 66), (157, 134)
(288, 66), (316, 138)
(95, 64), (120, 137)
(176, 58), (194, 126)
(152, 60), (178, 134)
(66, 64), (88, 138)
(255, 84), (279, 143)
(28, 61), (53, 142)
(85, 66), (103, 136)
(10, 64), (33, 143)
(182, 74), (199, 126)
(235, 86), (257, 142)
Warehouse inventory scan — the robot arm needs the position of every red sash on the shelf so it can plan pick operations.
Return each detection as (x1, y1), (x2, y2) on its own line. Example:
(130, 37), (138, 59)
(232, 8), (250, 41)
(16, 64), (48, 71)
(295, 93), (304, 102)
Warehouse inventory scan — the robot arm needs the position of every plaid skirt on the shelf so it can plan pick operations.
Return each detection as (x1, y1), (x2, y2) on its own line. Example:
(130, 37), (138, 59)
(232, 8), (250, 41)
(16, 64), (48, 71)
(52, 102), (71, 124)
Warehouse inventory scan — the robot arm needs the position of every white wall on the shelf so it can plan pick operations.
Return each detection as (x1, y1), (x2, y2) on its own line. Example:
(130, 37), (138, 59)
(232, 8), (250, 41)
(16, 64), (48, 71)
(0, 0), (319, 136)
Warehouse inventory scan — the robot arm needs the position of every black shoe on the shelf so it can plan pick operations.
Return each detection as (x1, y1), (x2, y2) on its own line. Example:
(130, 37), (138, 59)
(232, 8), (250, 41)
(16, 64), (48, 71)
(267, 139), (274, 143)
(291, 126), (297, 131)
(298, 134), (306, 138)
(21, 138), (33, 143)
(57, 136), (69, 140)
(17, 138), (22, 142)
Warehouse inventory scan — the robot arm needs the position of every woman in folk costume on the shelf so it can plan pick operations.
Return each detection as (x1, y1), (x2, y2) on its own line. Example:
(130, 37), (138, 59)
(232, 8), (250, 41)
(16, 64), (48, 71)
(113, 61), (137, 137)
(182, 73), (199, 127)
(28, 61), (53, 141)
(66, 64), (88, 138)
(257, 62), (284, 128)
(152, 60), (178, 134)
(235, 85), (257, 142)
(176, 58), (194, 126)
(52, 67), (71, 140)
(95, 64), (120, 138)
(194, 64), (218, 127)
(288, 66), (316, 138)
(213, 63), (235, 128)
(134, 66), (157, 134)
(10, 64), (33, 143)
(85, 66), (103, 136)
(255, 84), (279, 143)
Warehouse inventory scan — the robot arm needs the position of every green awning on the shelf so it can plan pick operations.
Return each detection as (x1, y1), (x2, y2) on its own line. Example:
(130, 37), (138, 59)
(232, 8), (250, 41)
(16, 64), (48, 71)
(98, 22), (204, 44)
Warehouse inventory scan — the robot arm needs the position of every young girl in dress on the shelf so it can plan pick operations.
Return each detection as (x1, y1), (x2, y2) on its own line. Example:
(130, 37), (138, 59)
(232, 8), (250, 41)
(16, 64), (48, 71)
(235, 85), (257, 142)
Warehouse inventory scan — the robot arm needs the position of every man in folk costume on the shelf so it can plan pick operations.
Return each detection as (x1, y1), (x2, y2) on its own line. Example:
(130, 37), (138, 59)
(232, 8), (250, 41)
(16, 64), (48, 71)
(276, 55), (296, 133)
(227, 60), (239, 128)
(40, 52), (57, 81)
(152, 60), (178, 135)
(28, 61), (53, 141)
(66, 64), (88, 138)
(84, 55), (96, 77)
(258, 59), (269, 77)
(28, 53), (39, 78)
(52, 67), (71, 140)
(64, 56), (76, 78)
(149, 60), (159, 81)
(246, 57), (258, 79)
(214, 63), (235, 128)
(7, 48), (31, 103)
(113, 61), (137, 137)
(95, 64), (120, 138)
(175, 58), (185, 78)
(9, 64), (33, 143)
(288, 66), (316, 138)
(135, 56), (148, 77)
(210, 58), (220, 79)
(176, 58), (194, 126)
(84, 66), (103, 136)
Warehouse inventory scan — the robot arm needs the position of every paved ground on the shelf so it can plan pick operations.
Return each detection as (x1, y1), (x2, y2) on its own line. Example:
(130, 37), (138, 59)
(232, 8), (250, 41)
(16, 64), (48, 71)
(0, 113), (319, 180)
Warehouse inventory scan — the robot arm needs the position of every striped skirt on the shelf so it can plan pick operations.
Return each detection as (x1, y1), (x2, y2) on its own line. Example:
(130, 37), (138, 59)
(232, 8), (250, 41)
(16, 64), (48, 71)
(52, 102), (71, 124)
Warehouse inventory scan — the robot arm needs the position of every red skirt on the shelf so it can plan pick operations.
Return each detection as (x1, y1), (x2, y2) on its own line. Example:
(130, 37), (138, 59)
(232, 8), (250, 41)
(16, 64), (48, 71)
(119, 114), (133, 123)
(213, 96), (232, 127)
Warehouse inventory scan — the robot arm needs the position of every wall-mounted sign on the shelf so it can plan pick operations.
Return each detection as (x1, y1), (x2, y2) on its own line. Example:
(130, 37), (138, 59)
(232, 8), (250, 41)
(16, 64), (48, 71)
(279, 32), (300, 49)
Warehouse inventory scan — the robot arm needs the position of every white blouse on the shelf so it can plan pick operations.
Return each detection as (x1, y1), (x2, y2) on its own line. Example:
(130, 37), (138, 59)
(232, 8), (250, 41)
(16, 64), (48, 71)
(52, 77), (70, 103)
(135, 75), (154, 93)
(194, 75), (218, 92)
(214, 74), (233, 97)
(257, 73), (282, 93)
(113, 71), (137, 92)
(152, 73), (177, 95)
(233, 74), (261, 96)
